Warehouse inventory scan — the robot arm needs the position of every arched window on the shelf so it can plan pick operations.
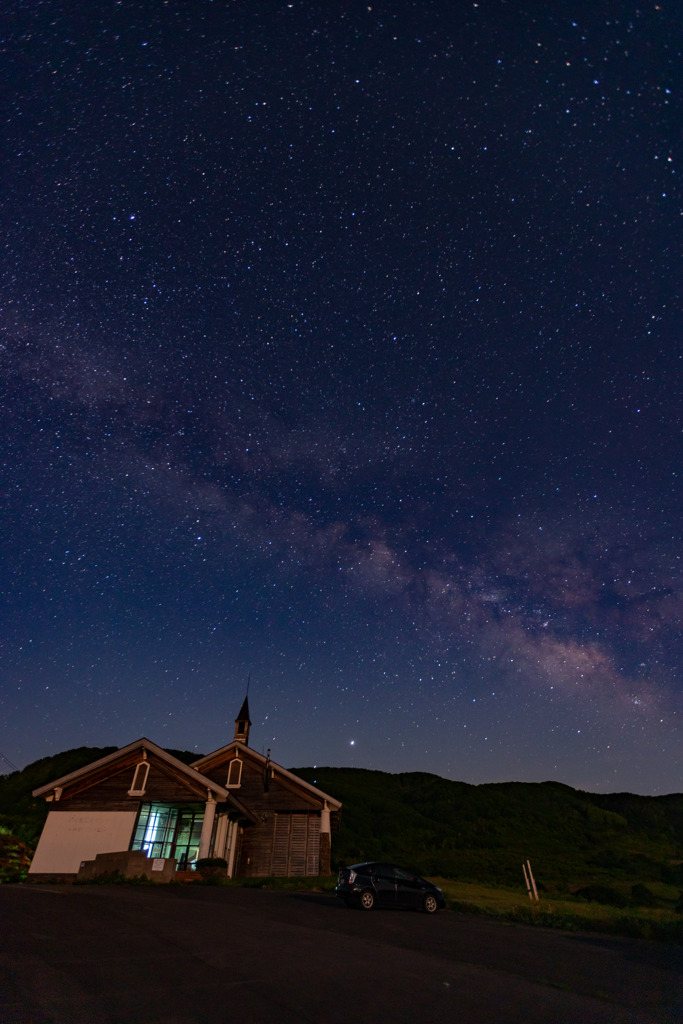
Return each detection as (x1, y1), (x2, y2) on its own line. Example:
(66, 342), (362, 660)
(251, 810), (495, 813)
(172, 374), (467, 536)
(226, 758), (242, 788)
(128, 760), (150, 796)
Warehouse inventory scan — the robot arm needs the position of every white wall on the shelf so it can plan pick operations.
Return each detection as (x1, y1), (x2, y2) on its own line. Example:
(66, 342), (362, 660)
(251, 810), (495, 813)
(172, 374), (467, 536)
(29, 810), (138, 874)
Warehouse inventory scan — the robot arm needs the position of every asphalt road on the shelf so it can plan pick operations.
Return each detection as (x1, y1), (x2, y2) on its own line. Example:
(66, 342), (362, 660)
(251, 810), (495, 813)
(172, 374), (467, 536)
(1, 884), (681, 1024)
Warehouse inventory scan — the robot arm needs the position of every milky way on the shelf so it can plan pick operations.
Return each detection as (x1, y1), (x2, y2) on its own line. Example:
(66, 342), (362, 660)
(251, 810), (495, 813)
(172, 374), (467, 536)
(1, 1), (680, 793)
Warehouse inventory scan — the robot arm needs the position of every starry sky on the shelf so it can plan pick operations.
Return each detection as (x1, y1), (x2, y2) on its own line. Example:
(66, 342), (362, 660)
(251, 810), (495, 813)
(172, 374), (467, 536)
(1, 1), (681, 794)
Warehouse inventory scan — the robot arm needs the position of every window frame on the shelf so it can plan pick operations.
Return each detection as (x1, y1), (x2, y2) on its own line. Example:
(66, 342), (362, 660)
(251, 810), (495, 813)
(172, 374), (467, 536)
(226, 757), (243, 788)
(128, 760), (150, 796)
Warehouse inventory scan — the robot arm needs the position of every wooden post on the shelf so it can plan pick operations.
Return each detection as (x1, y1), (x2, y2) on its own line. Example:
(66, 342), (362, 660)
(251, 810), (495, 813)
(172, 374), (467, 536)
(527, 859), (539, 901)
(522, 862), (533, 900)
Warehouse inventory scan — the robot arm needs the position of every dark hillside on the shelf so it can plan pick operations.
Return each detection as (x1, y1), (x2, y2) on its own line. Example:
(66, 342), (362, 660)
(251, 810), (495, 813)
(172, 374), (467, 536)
(587, 791), (683, 845)
(294, 767), (683, 889)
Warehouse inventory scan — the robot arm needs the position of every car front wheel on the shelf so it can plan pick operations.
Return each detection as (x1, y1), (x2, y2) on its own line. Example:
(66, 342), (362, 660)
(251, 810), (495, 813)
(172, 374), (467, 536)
(423, 894), (439, 914)
(360, 889), (375, 910)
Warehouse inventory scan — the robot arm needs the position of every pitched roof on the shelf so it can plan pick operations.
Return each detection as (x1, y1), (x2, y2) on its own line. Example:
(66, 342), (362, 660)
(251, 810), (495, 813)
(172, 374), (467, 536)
(32, 737), (230, 800)
(192, 741), (342, 810)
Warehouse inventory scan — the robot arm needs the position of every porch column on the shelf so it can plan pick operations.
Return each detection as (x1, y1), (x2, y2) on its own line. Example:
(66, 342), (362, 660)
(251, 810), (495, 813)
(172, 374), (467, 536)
(226, 819), (238, 878)
(212, 813), (228, 859)
(197, 794), (216, 859)
(320, 801), (331, 875)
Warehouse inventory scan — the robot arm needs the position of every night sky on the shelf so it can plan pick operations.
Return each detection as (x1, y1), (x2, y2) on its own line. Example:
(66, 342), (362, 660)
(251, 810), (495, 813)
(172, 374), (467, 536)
(2, 1), (681, 794)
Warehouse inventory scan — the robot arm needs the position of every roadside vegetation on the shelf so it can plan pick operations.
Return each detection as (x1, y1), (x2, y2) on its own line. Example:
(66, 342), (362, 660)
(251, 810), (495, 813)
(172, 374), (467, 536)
(434, 878), (683, 943)
(219, 874), (683, 942)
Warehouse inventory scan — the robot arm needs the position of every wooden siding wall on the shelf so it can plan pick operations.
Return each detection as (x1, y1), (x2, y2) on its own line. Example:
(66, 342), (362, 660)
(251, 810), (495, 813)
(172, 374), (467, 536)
(237, 813), (320, 877)
(201, 754), (322, 815)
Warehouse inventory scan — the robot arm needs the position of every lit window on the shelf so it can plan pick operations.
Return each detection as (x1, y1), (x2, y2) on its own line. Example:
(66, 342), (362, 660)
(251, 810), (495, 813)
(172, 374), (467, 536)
(130, 803), (204, 869)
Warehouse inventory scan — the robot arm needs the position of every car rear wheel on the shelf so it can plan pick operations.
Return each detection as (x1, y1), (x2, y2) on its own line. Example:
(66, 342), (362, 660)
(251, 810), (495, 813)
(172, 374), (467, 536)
(423, 894), (439, 914)
(360, 889), (375, 910)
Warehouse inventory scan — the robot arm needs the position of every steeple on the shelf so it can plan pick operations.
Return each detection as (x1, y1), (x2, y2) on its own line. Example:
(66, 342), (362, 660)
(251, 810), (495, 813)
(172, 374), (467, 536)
(234, 695), (251, 745)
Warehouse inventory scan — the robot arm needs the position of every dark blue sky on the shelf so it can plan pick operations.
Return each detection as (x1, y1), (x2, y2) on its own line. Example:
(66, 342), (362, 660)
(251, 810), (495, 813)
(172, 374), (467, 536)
(2, 1), (680, 793)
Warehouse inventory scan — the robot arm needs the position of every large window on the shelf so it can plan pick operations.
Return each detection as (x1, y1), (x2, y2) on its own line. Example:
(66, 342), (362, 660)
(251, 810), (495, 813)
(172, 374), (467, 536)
(130, 803), (204, 869)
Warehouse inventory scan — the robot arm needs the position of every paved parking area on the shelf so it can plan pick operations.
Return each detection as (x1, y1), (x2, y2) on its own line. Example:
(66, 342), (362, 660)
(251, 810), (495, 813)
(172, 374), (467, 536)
(1, 884), (681, 1023)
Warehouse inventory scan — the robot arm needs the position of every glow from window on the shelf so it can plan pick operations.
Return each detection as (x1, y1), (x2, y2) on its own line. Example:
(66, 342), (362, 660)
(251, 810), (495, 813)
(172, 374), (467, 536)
(144, 810), (161, 848)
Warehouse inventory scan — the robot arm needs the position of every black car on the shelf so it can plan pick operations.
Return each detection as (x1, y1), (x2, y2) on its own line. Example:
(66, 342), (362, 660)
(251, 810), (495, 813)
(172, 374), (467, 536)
(335, 862), (445, 913)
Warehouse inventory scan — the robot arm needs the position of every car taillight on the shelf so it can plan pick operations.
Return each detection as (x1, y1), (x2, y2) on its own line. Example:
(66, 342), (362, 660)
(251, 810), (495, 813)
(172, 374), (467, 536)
(348, 870), (356, 884)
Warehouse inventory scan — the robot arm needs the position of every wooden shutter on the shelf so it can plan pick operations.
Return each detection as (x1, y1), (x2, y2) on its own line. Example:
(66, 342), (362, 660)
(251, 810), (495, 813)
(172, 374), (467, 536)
(267, 813), (320, 876)
(271, 815), (290, 875)
(289, 815), (308, 876)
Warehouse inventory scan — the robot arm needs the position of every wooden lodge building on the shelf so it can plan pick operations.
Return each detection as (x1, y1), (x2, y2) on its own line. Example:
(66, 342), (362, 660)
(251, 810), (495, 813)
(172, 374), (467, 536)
(28, 699), (341, 882)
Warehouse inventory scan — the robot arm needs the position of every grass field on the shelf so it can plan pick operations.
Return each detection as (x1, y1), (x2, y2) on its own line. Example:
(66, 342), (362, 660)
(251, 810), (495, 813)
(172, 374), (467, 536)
(431, 878), (683, 942)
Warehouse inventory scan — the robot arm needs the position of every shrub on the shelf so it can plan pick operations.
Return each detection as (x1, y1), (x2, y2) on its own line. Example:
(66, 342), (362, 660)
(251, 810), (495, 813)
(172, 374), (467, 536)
(574, 884), (631, 908)
(661, 863), (683, 886)
(0, 832), (33, 883)
(631, 883), (657, 907)
(195, 857), (228, 884)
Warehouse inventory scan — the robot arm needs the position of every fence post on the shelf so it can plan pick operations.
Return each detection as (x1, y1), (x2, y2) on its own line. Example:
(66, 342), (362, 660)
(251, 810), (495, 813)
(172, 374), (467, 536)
(527, 859), (539, 901)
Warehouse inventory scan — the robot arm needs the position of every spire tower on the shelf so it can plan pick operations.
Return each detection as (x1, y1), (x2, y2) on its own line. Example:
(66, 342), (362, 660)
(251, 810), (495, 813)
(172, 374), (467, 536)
(234, 694), (251, 745)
